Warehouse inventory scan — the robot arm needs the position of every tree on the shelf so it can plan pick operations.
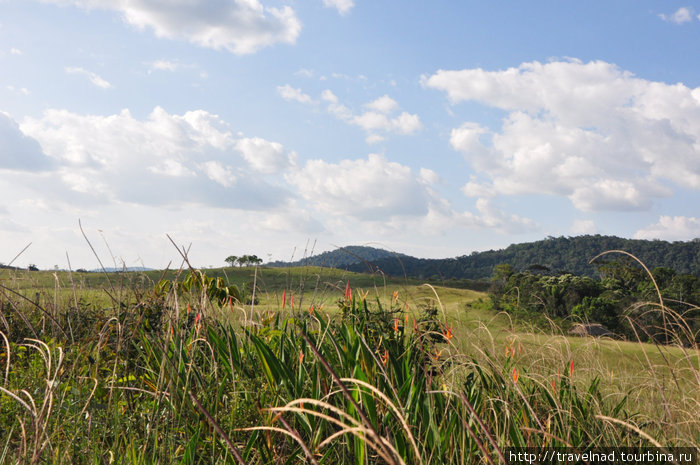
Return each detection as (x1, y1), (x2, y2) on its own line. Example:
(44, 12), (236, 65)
(225, 255), (238, 267)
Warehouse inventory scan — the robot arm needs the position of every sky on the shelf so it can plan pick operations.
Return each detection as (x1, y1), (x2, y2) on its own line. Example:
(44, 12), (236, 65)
(1, 1), (699, 270)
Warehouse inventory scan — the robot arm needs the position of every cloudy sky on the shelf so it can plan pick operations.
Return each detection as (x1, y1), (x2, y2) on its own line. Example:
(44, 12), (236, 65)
(1, 1), (699, 269)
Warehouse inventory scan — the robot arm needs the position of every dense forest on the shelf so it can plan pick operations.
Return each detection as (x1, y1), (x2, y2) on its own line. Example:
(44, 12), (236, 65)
(489, 258), (700, 344)
(338, 235), (700, 280)
(268, 245), (408, 268)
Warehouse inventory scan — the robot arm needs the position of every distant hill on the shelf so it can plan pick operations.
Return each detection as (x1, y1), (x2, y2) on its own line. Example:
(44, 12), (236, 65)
(271, 236), (700, 280)
(267, 245), (408, 268)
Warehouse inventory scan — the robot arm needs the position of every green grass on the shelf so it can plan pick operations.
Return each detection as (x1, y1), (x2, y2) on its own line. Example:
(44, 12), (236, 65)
(0, 264), (698, 464)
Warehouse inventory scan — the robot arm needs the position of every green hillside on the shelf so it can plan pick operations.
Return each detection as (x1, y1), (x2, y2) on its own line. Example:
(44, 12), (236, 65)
(341, 235), (700, 279)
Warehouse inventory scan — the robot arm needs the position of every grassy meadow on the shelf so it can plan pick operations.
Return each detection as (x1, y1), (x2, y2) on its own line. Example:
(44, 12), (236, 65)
(0, 259), (698, 464)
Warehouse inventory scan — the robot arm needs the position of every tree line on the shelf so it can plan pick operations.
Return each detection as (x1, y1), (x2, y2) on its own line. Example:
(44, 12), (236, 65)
(225, 254), (263, 267)
(489, 258), (700, 345)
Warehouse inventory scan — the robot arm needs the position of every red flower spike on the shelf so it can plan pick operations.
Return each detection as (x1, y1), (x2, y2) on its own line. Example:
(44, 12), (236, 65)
(187, 304), (191, 315)
(569, 360), (574, 377)
(291, 294), (295, 309)
(512, 367), (519, 384)
(381, 350), (389, 366)
(344, 281), (351, 300)
(393, 318), (399, 333)
(442, 323), (453, 341)
(194, 313), (201, 334)
(282, 290), (286, 308)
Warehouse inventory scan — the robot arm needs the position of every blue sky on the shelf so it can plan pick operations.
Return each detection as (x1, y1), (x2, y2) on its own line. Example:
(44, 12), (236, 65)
(1, 1), (699, 269)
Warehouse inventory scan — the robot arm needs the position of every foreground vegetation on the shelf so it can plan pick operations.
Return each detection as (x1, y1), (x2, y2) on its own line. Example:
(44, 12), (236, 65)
(0, 253), (698, 464)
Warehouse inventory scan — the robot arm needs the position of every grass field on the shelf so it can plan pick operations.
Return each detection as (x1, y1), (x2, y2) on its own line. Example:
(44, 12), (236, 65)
(0, 263), (698, 464)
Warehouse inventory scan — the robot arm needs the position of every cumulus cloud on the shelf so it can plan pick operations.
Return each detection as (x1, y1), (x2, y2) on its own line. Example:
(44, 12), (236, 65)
(364, 95), (399, 114)
(10, 47), (22, 55)
(45, 0), (301, 54)
(279, 87), (422, 143)
(425, 59), (700, 212)
(277, 84), (313, 104)
(235, 137), (290, 174)
(634, 216), (700, 241)
(65, 66), (112, 89)
(659, 7), (695, 24)
(19, 106), (294, 209)
(0, 112), (55, 172)
(322, 90), (422, 143)
(571, 219), (597, 235)
(148, 59), (178, 72)
(455, 198), (538, 233)
(323, 0), (354, 15)
(286, 154), (433, 220)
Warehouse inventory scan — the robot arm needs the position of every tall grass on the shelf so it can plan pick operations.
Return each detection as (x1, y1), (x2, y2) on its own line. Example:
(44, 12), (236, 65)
(0, 250), (697, 463)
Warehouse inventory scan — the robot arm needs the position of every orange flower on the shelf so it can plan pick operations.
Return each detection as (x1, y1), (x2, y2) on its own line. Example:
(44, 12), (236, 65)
(228, 297), (234, 310)
(404, 314), (409, 324)
(551, 379), (556, 394)
(381, 350), (389, 366)
(512, 367), (519, 384)
(308, 306), (314, 315)
(291, 294), (295, 309)
(299, 352), (304, 364)
(505, 346), (511, 357)
(392, 290), (399, 303)
(194, 313), (201, 334)
(442, 323), (453, 341)
(344, 281), (351, 300)
(393, 318), (400, 333)
(187, 303), (192, 315)
(569, 360), (574, 377)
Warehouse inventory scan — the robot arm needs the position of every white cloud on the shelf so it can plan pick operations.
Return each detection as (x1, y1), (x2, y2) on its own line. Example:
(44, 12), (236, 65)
(426, 59), (700, 212)
(6, 85), (30, 95)
(321, 89), (338, 103)
(65, 66), (112, 89)
(46, 0), (301, 54)
(19, 106), (292, 209)
(634, 216), (700, 241)
(454, 198), (537, 234)
(149, 59), (178, 72)
(0, 112), (54, 171)
(294, 68), (314, 78)
(319, 90), (422, 142)
(277, 84), (313, 104)
(364, 95), (399, 114)
(323, 0), (354, 15)
(659, 7), (694, 24)
(571, 219), (597, 235)
(10, 47), (22, 55)
(235, 137), (290, 174)
(286, 154), (434, 220)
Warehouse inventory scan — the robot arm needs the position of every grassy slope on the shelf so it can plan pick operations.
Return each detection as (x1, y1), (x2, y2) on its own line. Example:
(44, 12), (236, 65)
(2, 265), (698, 448)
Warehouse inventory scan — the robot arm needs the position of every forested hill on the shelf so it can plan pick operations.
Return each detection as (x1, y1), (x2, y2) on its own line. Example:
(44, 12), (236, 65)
(267, 245), (408, 269)
(341, 235), (700, 280)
